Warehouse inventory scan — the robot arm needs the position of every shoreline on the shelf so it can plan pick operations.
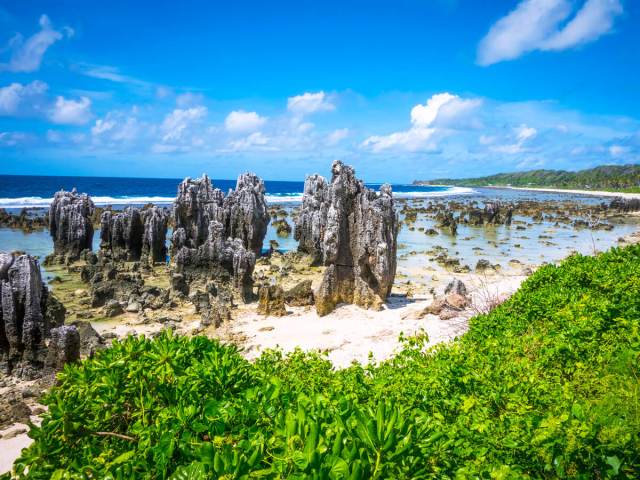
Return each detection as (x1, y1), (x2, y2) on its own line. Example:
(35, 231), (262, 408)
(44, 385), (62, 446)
(484, 185), (640, 199)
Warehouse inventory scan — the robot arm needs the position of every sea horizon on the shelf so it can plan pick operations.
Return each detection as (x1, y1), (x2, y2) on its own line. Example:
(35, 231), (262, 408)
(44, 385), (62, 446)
(0, 173), (475, 208)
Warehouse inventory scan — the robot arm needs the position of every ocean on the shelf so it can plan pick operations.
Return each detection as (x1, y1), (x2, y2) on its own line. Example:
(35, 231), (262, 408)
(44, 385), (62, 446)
(0, 174), (473, 208)
(0, 174), (636, 283)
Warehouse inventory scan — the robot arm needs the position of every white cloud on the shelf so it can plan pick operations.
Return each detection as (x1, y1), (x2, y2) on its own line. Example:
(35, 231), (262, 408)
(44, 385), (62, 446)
(176, 92), (204, 108)
(327, 128), (349, 145)
(160, 106), (207, 142)
(0, 131), (29, 147)
(411, 93), (482, 128)
(287, 91), (335, 115)
(91, 111), (142, 142)
(362, 92), (481, 152)
(0, 15), (71, 73)
(477, 0), (623, 66)
(91, 118), (116, 136)
(542, 0), (623, 51)
(0, 81), (48, 116)
(49, 96), (92, 125)
(224, 110), (267, 133)
(609, 144), (629, 156)
(228, 131), (271, 151)
(491, 124), (538, 154)
(362, 128), (438, 153)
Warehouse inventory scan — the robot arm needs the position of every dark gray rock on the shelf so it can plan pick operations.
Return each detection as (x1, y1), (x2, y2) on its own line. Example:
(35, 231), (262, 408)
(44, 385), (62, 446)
(1, 255), (47, 377)
(100, 206), (169, 264)
(48, 189), (95, 262)
(104, 299), (124, 317)
(171, 173), (268, 300)
(171, 174), (225, 255)
(100, 207), (144, 261)
(223, 173), (270, 256)
(44, 325), (80, 371)
(69, 320), (104, 357)
(445, 278), (468, 297)
(294, 174), (329, 263)
(295, 161), (399, 316)
(174, 221), (256, 301)
(141, 206), (169, 264)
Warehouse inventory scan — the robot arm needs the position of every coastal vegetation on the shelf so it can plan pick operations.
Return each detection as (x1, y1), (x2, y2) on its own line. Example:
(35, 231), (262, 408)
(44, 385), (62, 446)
(415, 164), (640, 192)
(8, 244), (640, 479)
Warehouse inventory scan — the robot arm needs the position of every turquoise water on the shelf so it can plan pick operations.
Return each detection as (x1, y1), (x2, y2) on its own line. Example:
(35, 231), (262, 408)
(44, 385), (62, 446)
(1, 187), (637, 284)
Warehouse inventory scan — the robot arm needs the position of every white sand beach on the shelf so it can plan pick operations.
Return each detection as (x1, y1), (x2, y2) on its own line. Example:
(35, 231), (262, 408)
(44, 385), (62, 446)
(500, 186), (640, 199)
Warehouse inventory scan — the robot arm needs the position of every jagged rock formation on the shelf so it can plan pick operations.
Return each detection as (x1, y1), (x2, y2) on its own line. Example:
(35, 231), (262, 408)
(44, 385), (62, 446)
(435, 211), (458, 235)
(44, 325), (80, 372)
(100, 206), (168, 263)
(171, 173), (269, 301)
(295, 161), (399, 316)
(174, 221), (255, 301)
(294, 174), (329, 263)
(100, 208), (144, 261)
(609, 197), (640, 212)
(223, 173), (270, 256)
(141, 207), (169, 263)
(257, 285), (287, 316)
(0, 254), (67, 378)
(465, 202), (513, 226)
(48, 189), (95, 262)
(283, 280), (315, 306)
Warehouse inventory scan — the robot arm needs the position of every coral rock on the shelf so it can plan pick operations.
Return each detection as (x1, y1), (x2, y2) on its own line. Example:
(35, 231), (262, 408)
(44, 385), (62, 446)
(171, 173), (268, 300)
(141, 207), (169, 264)
(101, 206), (168, 263)
(48, 189), (95, 262)
(295, 161), (399, 316)
(44, 325), (80, 371)
(1, 254), (64, 377)
(257, 284), (287, 316)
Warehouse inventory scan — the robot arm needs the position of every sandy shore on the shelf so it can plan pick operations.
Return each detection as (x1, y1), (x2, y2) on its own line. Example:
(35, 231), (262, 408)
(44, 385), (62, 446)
(498, 186), (640, 199)
(231, 271), (527, 368)
(0, 423), (32, 475)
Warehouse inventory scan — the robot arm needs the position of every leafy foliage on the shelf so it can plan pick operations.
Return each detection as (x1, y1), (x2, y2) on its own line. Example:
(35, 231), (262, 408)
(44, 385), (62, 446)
(418, 163), (640, 192)
(10, 245), (640, 478)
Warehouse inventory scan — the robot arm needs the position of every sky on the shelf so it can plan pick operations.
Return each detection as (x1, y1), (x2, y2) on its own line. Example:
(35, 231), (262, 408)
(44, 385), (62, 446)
(0, 0), (639, 182)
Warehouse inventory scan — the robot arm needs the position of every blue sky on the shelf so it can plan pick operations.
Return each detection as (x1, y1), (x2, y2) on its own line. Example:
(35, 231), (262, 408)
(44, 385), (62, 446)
(0, 0), (638, 182)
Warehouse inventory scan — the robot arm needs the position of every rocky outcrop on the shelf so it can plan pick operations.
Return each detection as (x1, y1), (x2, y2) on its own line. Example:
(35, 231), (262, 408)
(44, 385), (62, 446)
(257, 285), (287, 316)
(171, 173), (269, 301)
(100, 206), (168, 264)
(284, 280), (315, 306)
(435, 211), (458, 235)
(44, 325), (80, 372)
(223, 173), (270, 256)
(174, 221), (255, 301)
(48, 189), (95, 262)
(294, 174), (329, 263)
(0, 254), (67, 378)
(295, 161), (399, 316)
(141, 207), (169, 264)
(100, 208), (144, 261)
(609, 197), (640, 212)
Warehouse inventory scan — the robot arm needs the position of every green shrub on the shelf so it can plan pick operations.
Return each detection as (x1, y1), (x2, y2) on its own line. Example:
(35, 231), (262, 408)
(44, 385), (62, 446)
(9, 245), (640, 479)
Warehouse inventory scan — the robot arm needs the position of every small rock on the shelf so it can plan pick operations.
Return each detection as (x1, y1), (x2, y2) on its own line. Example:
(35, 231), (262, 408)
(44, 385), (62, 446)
(445, 293), (469, 310)
(444, 279), (467, 297)
(2, 427), (28, 439)
(125, 301), (141, 313)
(257, 285), (287, 316)
(475, 259), (493, 272)
(104, 299), (124, 317)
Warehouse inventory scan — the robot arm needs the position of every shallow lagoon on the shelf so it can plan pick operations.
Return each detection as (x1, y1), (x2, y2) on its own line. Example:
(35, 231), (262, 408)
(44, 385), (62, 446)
(0, 188), (637, 286)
